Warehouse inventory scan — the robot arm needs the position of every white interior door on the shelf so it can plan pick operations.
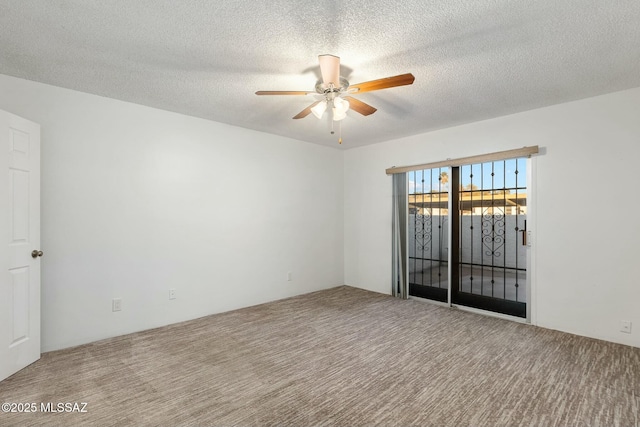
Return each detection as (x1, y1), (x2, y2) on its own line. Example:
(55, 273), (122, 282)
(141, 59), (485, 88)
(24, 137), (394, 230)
(0, 110), (41, 382)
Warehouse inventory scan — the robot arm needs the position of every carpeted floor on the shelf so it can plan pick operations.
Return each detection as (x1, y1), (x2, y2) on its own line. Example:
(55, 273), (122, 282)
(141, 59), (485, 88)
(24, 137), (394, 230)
(0, 285), (638, 426)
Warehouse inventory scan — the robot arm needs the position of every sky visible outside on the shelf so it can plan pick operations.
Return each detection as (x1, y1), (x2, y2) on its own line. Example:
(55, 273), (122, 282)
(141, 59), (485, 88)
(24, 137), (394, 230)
(409, 158), (527, 194)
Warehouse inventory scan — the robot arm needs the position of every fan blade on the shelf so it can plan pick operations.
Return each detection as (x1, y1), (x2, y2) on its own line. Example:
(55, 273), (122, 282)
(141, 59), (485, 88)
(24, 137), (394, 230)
(293, 101), (321, 119)
(343, 96), (377, 116)
(319, 54), (340, 87)
(255, 91), (312, 95)
(350, 73), (415, 93)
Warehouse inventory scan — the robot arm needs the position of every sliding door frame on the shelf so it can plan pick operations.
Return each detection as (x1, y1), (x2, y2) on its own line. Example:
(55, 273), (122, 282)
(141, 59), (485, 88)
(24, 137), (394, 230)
(391, 147), (538, 324)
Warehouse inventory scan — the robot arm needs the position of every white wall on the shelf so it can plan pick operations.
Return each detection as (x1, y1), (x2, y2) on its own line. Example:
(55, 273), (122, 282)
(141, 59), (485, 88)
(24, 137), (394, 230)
(345, 87), (640, 348)
(0, 74), (344, 352)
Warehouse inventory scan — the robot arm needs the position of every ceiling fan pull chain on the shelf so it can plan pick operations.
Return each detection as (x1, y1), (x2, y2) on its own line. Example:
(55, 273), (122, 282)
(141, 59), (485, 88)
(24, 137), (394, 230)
(338, 121), (342, 145)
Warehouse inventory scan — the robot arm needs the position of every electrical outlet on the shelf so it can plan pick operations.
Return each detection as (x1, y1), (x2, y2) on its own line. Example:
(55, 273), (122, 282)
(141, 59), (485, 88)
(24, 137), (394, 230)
(620, 320), (632, 334)
(112, 298), (122, 312)
(169, 288), (176, 300)
(287, 272), (292, 282)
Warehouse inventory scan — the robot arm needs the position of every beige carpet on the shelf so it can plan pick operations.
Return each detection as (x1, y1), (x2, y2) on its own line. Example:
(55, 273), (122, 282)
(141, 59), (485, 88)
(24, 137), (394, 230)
(0, 286), (638, 426)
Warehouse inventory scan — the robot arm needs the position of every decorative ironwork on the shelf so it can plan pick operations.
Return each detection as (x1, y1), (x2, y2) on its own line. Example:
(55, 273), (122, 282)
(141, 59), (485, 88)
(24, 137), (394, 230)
(414, 212), (432, 251)
(481, 206), (505, 258)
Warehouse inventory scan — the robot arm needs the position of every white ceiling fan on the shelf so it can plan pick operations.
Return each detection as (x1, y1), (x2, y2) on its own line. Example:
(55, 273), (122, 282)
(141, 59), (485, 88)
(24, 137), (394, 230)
(256, 54), (415, 143)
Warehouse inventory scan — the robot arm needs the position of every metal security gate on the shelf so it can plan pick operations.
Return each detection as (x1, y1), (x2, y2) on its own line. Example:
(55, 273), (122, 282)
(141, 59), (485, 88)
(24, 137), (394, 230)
(408, 168), (449, 302)
(408, 157), (528, 318)
(451, 158), (528, 318)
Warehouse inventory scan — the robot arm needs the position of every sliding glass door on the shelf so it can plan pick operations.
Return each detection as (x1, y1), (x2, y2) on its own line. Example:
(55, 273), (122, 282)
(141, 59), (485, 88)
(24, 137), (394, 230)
(451, 158), (528, 318)
(408, 168), (449, 302)
(407, 157), (529, 318)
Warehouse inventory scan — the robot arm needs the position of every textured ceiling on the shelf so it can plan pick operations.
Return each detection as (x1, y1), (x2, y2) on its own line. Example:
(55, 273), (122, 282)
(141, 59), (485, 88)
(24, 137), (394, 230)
(1, 0), (640, 149)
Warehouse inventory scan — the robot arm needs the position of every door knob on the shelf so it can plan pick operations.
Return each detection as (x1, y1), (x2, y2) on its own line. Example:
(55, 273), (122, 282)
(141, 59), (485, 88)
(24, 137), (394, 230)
(31, 250), (43, 258)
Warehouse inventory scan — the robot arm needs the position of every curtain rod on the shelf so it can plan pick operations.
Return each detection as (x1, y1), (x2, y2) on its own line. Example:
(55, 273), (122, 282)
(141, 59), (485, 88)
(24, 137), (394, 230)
(385, 146), (539, 175)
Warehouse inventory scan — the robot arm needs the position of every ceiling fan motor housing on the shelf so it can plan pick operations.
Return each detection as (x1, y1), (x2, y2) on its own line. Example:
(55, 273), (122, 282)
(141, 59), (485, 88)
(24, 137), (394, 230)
(315, 77), (350, 95)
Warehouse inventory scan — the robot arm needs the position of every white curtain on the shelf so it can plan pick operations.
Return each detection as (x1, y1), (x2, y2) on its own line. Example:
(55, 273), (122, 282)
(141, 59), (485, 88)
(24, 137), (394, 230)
(392, 173), (408, 298)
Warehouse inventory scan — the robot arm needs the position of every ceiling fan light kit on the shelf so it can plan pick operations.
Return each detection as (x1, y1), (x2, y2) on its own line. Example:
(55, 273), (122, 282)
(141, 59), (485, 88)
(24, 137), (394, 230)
(310, 100), (327, 119)
(256, 54), (415, 144)
(332, 97), (349, 121)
